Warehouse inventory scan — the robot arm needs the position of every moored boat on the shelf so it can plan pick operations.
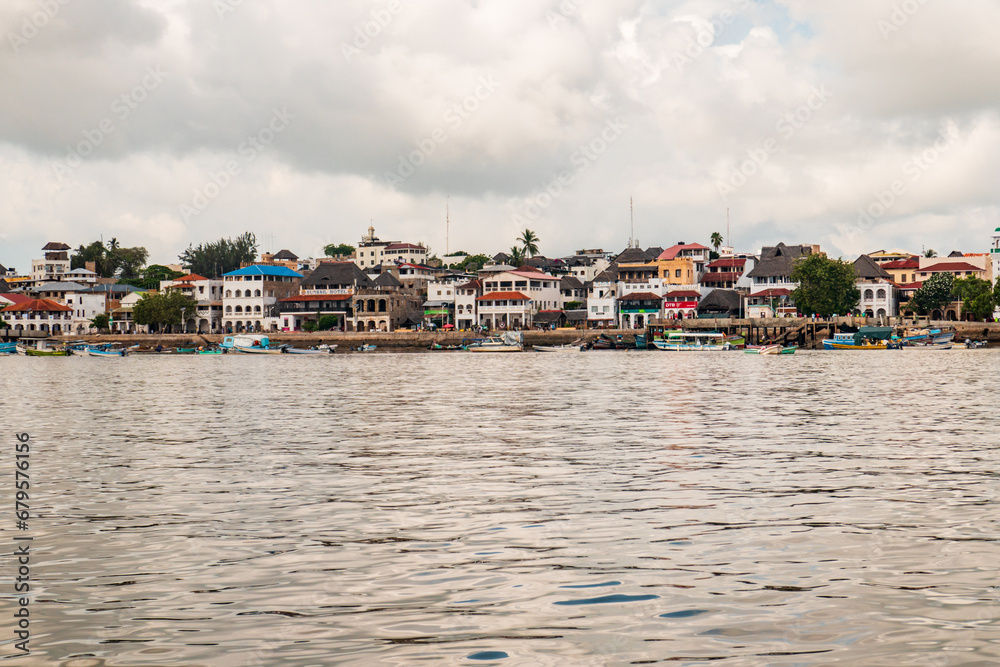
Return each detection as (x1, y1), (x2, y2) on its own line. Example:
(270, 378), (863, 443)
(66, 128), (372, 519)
(283, 344), (336, 354)
(89, 347), (129, 357)
(467, 332), (523, 352)
(822, 327), (893, 350)
(652, 331), (730, 351)
(0, 342), (17, 354)
(534, 339), (585, 352)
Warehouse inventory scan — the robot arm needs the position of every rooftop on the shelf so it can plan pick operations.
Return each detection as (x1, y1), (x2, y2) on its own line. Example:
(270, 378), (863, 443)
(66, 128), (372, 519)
(223, 265), (304, 278)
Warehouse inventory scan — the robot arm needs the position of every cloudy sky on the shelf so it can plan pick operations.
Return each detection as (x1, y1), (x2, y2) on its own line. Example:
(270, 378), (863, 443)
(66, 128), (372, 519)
(1, 0), (999, 272)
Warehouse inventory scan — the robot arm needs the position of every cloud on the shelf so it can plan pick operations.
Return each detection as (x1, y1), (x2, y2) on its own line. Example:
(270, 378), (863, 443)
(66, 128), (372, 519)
(1, 0), (998, 271)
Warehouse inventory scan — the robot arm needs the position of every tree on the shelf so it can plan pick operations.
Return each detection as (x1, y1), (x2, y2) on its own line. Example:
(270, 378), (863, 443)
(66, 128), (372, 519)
(710, 232), (723, 252)
(563, 300), (583, 310)
(910, 272), (954, 315)
(924, 249), (938, 258)
(508, 245), (525, 267)
(132, 291), (197, 331)
(318, 314), (339, 331)
(519, 229), (539, 257)
(789, 254), (860, 316)
(128, 265), (186, 291)
(453, 253), (491, 271)
(953, 276), (995, 320)
(70, 240), (148, 278)
(179, 232), (257, 277)
(323, 243), (355, 258)
(90, 314), (109, 331)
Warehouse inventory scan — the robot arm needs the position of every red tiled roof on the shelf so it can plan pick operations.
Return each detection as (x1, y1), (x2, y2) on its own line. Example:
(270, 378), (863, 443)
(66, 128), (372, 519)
(918, 262), (984, 273)
(384, 243), (425, 250)
(0, 293), (33, 306)
(753, 288), (791, 297)
(2, 298), (72, 312)
(477, 291), (531, 301)
(896, 282), (923, 289)
(280, 294), (352, 302)
(666, 290), (701, 298)
(620, 292), (662, 301)
(881, 258), (919, 269)
(658, 243), (710, 260)
(707, 258), (746, 269)
(175, 273), (209, 282)
(456, 279), (482, 290)
(701, 272), (741, 282)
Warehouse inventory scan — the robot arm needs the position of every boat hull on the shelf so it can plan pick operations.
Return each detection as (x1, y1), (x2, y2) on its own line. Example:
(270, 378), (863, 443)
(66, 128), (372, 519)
(534, 345), (583, 352)
(822, 341), (888, 350)
(89, 350), (127, 357)
(25, 349), (71, 356)
(652, 341), (727, 351)
(235, 345), (284, 354)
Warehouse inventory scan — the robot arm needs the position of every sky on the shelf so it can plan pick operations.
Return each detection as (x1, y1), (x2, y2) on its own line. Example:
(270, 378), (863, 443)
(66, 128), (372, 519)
(2, 0), (999, 272)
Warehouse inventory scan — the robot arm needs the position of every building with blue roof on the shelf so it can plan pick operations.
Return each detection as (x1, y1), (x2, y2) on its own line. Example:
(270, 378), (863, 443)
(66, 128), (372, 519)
(222, 264), (304, 333)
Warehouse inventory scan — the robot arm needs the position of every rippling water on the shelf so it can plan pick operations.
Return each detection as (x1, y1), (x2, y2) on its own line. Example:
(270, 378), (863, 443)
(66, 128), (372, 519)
(2, 350), (999, 666)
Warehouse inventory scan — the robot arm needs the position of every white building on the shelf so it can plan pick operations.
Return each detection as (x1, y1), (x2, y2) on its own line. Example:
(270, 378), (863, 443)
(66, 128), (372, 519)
(161, 274), (225, 333)
(992, 228), (1000, 318)
(222, 265), (303, 333)
(854, 255), (898, 320)
(65, 292), (107, 335)
(586, 269), (618, 328)
(110, 291), (149, 333)
(479, 267), (561, 312)
(454, 279), (481, 330)
(477, 291), (532, 329)
(30, 242), (72, 285)
(353, 225), (427, 268)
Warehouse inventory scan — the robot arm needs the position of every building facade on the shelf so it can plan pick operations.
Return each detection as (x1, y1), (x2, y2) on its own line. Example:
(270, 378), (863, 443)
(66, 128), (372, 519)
(222, 265), (303, 333)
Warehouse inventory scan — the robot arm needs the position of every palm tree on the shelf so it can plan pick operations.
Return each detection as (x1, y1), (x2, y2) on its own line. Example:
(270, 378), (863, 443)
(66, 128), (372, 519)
(710, 232), (723, 252)
(519, 229), (539, 257)
(509, 245), (525, 267)
(924, 249), (937, 258)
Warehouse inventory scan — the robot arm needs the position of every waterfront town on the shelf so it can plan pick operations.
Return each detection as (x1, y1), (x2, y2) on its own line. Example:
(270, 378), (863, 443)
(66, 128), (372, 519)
(2, 224), (1000, 338)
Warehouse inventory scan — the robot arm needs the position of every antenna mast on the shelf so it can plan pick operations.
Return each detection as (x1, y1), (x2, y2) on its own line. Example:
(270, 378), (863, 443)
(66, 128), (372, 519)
(446, 197), (450, 256)
(630, 196), (635, 248)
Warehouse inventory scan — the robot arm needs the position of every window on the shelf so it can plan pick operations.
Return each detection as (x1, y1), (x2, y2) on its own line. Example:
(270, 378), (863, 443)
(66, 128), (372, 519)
(675, 269), (681, 278)
(235, 290), (242, 297)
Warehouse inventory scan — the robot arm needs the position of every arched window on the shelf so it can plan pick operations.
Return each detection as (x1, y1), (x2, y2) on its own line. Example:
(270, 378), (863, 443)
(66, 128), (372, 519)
(225, 305), (232, 313)
(225, 290), (232, 298)
(876, 289), (886, 300)
(356, 301), (364, 312)
(235, 290), (242, 298)
(235, 306), (243, 313)
(864, 289), (874, 300)
(254, 289), (261, 297)
(253, 305), (261, 313)
(367, 299), (376, 312)
(378, 299), (387, 312)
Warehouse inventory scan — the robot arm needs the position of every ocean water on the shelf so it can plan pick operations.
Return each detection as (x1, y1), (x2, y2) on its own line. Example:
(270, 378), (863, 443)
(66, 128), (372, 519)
(2, 350), (999, 666)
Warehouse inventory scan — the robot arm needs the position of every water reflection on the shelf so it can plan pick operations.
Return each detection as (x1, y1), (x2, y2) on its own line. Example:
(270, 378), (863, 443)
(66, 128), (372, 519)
(2, 351), (999, 665)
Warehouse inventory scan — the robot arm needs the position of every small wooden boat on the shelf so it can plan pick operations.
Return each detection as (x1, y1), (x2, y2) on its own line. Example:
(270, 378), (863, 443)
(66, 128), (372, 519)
(283, 345), (335, 354)
(822, 327), (893, 350)
(89, 348), (128, 357)
(235, 344), (285, 354)
(467, 332), (523, 352)
(634, 334), (647, 349)
(175, 347), (197, 354)
(0, 342), (17, 354)
(534, 340), (585, 352)
(25, 347), (71, 356)
(428, 342), (464, 351)
(197, 348), (225, 355)
(356, 344), (377, 352)
(652, 331), (730, 351)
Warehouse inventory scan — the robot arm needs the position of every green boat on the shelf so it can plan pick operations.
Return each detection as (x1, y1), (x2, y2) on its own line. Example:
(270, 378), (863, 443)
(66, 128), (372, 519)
(175, 347), (197, 354)
(197, 349), (224, 355)
(25, 348), (71, 356)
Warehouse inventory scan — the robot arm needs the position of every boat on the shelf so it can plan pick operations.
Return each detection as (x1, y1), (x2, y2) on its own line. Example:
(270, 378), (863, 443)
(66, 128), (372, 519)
(356, 344), (377, 352)
(634, 334), (647, 349)
(197, 348), (225, 355)
(0, 342), (17, 354)
(467, 331), (523, 352)
(822, 327), (893, 350)
(235, 344), (286, 354)
(221, 334), (270, 350)
(428, 342), (465, 351)
(283, 344), (336, 354)
(953, 339), (988, 349)
(89, 347), (129, 357)
(725, 335), (747, 350)
(591, 334), (616, 350)
(534, 339), (585, 352)
(745, 344), (783, 355)
(175, 347), (197, 354)
(25, 347), (71, 356)
(652, 331), (730, 351)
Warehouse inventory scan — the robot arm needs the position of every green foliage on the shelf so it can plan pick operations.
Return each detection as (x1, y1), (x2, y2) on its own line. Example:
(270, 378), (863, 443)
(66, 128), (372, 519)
(923, 249), (937, 258)
(132, 291), (197, 329)
(519, 229), (539, 257)
(789, 254), (860, 316)
(127, 265), (186, 290)
(953, 276), (995, 320)
(452, 253), (491, 271)
(508, 246), (525, 267)
(910, 272), (954, 314)
(179, 232), (257, 277)
(71, 239), (149, 278)
(90, 313), (109, 331)
(302, 320), (319, 332)
(323, 243), (355, 258)
(563, 301), (583, 310)
(317, 314), (339, 331)
(710, 232), (723, 251)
